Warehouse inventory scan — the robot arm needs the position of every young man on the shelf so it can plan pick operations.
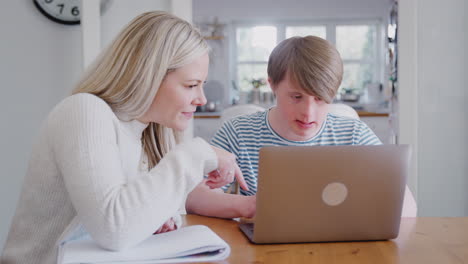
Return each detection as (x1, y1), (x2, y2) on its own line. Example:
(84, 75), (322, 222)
(186, 36), (381, 218)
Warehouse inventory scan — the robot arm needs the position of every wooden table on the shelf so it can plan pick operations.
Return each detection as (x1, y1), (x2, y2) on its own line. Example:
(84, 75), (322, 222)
(182, 215), (468, 264)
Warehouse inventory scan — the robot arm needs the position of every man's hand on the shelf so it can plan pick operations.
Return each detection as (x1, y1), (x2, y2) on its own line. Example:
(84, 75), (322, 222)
(240, 195), (256, 219)
(207, 146), (249, 191)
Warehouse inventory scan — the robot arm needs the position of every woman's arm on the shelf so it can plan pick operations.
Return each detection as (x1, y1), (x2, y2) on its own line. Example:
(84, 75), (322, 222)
(48, 94), (217, 251)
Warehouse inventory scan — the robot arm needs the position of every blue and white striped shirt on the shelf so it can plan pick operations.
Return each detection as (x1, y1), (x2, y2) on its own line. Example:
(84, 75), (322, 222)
(211, 110), (382, 195)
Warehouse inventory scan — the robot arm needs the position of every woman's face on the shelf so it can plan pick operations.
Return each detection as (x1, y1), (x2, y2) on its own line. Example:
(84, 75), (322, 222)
(139, 53), (209, 131)
(269, 73), (329, 141)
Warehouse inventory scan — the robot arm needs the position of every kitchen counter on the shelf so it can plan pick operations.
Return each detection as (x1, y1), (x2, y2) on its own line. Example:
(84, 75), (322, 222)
(194, 110), (388, 119)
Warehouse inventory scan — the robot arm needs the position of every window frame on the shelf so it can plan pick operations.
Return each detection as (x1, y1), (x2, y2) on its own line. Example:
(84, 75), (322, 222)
(231, 18), (385, 95)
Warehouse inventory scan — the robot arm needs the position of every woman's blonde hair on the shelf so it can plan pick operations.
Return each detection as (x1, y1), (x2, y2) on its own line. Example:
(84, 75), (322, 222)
(73, 11), (209, 169)
(267, 36), (343, 103)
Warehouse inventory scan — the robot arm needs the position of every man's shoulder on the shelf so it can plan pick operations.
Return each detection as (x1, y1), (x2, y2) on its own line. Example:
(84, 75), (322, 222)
(324, 113), (381, 144)
(228, 110), (267, 127)
(214, 110), (267, 143)
(326, 113), (366, 128)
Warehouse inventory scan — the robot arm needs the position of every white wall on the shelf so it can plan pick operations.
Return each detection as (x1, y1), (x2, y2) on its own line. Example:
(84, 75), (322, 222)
(0, 1), (82, 251)
(399, 0), (468, 216)
(0, 0), (171, 252)
(193, 0), (389, 21)
(101, 1), (170, 49)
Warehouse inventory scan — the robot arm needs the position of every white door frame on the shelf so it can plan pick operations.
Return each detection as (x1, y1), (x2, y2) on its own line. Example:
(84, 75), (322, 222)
(398, 0), (419, 204)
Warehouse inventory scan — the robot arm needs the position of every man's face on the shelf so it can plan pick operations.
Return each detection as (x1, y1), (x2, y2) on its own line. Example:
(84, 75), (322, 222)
(270, 73), (329, 141)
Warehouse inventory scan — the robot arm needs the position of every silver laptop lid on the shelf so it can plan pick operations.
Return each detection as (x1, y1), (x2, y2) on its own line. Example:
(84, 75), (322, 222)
(253, 145), (411, 244)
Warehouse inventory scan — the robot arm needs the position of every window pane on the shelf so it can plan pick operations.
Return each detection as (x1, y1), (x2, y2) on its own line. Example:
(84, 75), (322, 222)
(340, 63), (373, 93)
(336, 25), (376, 60)
(236, 26), (277, 62)
(286, 26), (326, 38)
(237, 63), (268, 92)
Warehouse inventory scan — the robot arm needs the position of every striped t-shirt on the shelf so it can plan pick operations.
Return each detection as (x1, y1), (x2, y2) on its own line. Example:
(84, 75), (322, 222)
(211, 110), (382, 196)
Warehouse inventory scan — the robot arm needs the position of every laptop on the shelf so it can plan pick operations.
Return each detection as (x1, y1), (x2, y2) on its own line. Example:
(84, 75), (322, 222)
(239, 145), (411, 244)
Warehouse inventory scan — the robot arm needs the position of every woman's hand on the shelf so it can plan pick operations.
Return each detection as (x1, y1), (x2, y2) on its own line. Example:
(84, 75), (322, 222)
(207, 146), (249, 191)
(153, 218), (177, 234)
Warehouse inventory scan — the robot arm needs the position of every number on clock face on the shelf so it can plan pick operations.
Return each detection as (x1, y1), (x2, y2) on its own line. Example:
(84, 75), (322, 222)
(33, 0), (81, 25)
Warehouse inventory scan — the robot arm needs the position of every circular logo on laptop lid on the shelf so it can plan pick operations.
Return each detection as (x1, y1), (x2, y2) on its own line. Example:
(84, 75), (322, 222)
(322, 182), (348, 206)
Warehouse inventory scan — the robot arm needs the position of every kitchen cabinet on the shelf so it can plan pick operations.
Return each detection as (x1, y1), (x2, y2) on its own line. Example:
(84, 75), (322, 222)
(361, 116), (393, 144)
(194, 117), (223, 141)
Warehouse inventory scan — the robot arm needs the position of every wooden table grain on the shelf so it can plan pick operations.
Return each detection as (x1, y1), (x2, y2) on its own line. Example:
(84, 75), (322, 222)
(182, 215), (468, 264)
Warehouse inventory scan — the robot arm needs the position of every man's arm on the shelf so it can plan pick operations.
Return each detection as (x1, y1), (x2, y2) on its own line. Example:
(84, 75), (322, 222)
(186, 181), (255, 219)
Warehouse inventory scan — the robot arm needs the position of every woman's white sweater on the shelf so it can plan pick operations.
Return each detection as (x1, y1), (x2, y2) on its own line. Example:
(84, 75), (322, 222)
(1, 93), (217, 264)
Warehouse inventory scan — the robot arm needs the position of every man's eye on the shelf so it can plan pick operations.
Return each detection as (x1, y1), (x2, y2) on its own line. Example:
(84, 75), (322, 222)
(293, 95), (302, 99)
(187, 84), (198, 88)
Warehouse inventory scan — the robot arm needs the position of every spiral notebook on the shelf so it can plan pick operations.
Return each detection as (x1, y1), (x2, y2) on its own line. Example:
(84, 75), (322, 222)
(57, 225), (230, 264)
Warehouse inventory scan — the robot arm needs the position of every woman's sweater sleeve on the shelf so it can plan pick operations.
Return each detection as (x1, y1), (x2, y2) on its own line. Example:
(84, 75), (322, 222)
(47, 94), (217, 251)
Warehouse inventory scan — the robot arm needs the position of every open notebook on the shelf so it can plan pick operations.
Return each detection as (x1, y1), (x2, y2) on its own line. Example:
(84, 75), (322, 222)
(57, 225), (230, 264)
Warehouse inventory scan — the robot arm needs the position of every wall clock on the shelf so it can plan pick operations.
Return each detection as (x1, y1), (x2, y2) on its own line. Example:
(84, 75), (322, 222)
(33, 0), (112, 25)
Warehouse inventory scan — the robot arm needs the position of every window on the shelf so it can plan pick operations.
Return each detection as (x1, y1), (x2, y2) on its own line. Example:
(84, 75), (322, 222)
(233, 21), (382, 95)
(286, 26), (326, 39)
(236, 26), (276, 92)
(336, 25), (378, 92)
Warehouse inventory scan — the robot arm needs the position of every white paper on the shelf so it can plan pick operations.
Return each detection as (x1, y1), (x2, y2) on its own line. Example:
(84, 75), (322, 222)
(57, 225), (230, 264)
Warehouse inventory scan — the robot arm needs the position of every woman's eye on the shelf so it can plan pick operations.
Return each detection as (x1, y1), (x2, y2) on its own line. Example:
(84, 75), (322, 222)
(292, 95), (302, 100)
(188, 81), (206, 89)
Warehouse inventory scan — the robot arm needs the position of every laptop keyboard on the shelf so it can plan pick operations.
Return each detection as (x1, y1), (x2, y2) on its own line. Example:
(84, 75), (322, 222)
(239, 223), (255, 239)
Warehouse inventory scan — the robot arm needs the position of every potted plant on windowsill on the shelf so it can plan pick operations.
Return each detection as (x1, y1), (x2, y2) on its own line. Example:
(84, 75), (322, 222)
(340, 87), (361, 102)
(248, 78), (266, 104)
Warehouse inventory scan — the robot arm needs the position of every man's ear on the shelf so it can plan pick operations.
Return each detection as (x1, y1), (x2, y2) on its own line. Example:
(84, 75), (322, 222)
(267, 77), (275, 93)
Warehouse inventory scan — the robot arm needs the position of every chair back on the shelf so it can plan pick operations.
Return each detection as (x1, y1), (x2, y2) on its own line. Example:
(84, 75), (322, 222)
(328, 103), (360, 120)
(221, 104), (265, 123)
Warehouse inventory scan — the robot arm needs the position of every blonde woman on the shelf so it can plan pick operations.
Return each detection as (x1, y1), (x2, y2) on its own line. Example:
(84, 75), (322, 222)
(1, 11), (247, 264)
